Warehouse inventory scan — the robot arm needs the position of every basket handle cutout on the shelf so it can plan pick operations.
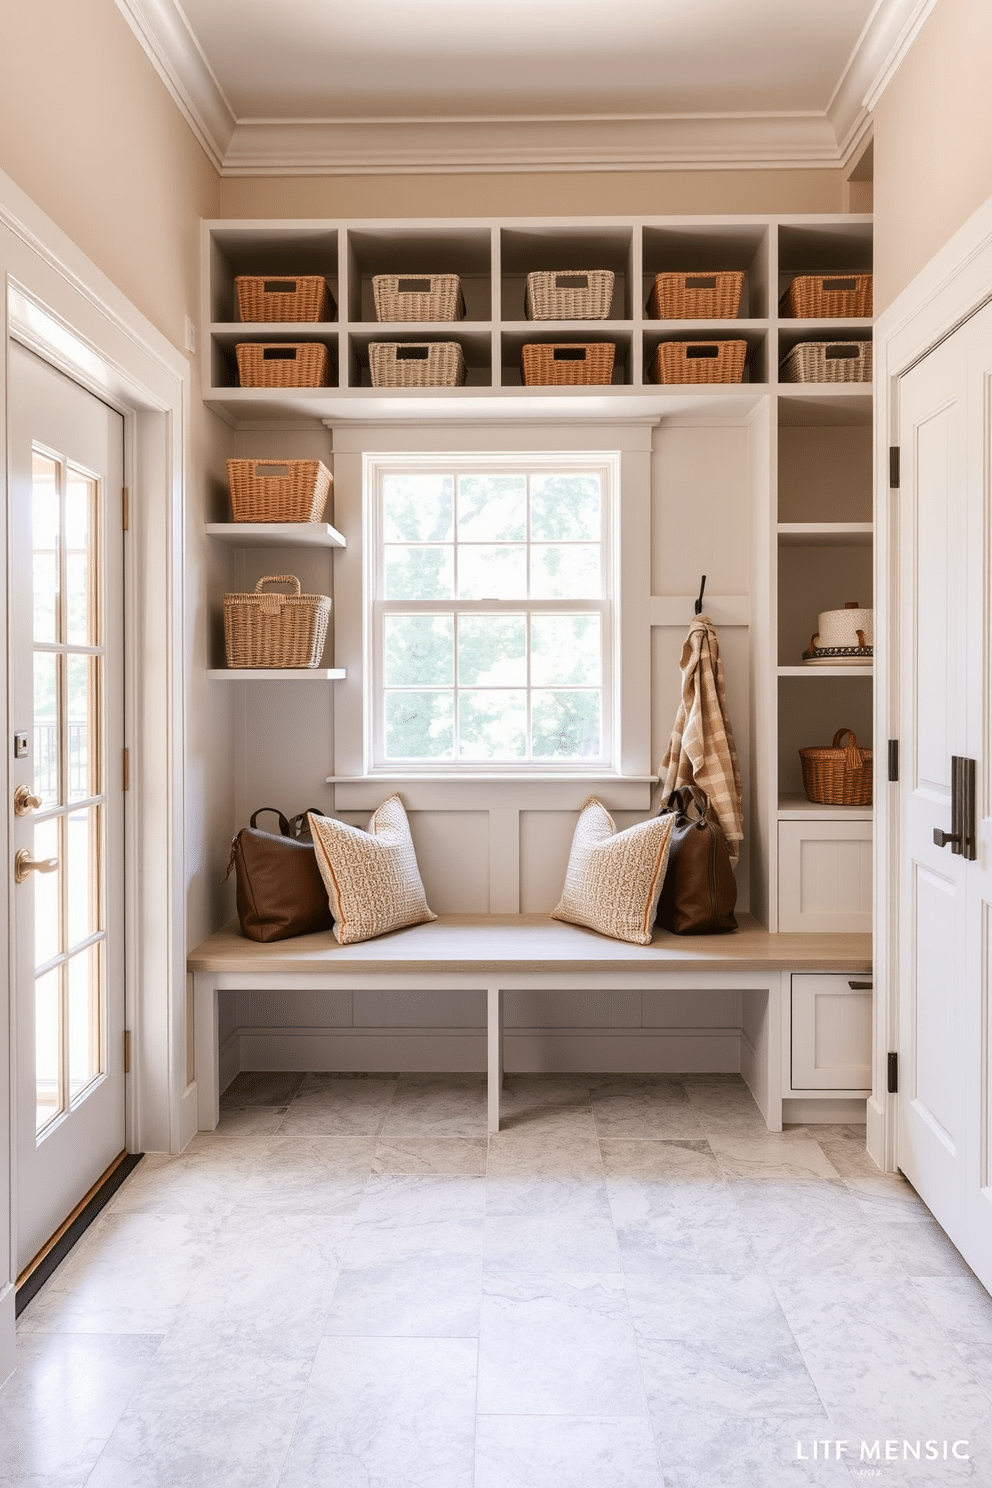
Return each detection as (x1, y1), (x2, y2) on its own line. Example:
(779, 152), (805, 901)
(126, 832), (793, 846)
(396, 346), (430, 360)
(822, 278), (858, 292)
(825, 345), (858, 359)
(686, 345), (720, 358)
(553, 347), (587, 361)
(685, 276), (717, 289)
(255, 575), (302, 594)
(555, 275), (589, 289)
(262, 347), (298, 360)
(398, 279), (432, 293)
(263, 280), (297, 293)
(252, 463), (291, 478)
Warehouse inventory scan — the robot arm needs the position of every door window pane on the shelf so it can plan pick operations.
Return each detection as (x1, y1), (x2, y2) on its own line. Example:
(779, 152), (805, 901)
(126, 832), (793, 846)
(33, 652), (59, 807)
(66, 805), (101, 950)
(33, 816), (61, 969)
(68, 943), (102, 1101)
(65, 468), (96, 646)
(66, 654), (99, 801)
(32, 454), (59, 644)
(35, 967), (62, 1133)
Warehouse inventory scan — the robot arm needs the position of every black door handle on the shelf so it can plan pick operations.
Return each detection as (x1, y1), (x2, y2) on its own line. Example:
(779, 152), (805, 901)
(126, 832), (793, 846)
(934, 756), (977, 860)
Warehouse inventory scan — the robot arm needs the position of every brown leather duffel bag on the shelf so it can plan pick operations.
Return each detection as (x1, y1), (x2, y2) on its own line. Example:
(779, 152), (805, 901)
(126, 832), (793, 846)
(225, 807), (334, 942)
(656, 785), (738, 935)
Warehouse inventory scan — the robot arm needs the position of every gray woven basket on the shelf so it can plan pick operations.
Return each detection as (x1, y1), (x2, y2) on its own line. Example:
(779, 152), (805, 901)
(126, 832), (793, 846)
(369, 342), (466, 387)
(780, 341), (872, 384)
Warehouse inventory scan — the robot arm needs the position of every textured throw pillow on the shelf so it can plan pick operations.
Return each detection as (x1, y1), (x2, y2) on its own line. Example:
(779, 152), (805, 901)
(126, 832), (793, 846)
(551, 797), (674, 945)
(308, 795), (436, 945)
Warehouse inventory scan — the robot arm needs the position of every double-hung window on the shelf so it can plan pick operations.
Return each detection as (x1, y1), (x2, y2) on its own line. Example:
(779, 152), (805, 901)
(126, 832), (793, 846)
(368, 454), (617, 771)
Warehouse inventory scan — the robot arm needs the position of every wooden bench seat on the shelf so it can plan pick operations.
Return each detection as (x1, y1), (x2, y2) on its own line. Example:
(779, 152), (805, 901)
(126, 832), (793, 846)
(188, 913), (871, 1135)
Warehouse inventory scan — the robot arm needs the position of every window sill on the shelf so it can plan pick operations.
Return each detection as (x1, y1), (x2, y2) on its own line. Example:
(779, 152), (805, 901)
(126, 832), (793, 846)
(326, 772), (659, 812)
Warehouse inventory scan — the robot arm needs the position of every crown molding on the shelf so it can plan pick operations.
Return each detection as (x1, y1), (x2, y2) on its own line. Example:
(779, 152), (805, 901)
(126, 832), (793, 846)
(115, 0), (924, 176)
(113, 0), (235, 170)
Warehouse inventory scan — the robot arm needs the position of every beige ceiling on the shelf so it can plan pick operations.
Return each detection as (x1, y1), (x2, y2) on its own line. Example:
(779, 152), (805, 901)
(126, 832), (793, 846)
(114, 0), (937, 173)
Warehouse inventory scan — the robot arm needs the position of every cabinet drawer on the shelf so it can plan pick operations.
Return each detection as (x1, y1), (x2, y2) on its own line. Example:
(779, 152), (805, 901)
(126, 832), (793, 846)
(791, 973), (872, 1090)
(778, 819), (872, 932)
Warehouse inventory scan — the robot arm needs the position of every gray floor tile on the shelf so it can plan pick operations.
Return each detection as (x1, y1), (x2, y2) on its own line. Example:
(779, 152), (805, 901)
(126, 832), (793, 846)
(277, 1073), (398, 1136)
(475, 1415), (664, 1488)
(221, 1070), (305, 1107)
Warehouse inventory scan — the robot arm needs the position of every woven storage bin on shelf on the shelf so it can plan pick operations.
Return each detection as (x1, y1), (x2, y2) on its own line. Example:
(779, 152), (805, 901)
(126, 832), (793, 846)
(521, 342), (615, 386)
(369, 342), (466, 388)
(800, 728), (873, 807)
(780, 341), (872, 384)
(236, 342), (331, 388)
(226, 459), (331, 523)
(525, 271), (614, 320)
(223, 576), (331, 669)
(647, 271), (744, 320)
(372, 275), (465, 322)
(780, 273), (873, 318)
(650, 340), (747, 385)
(235, 276), (334, 323)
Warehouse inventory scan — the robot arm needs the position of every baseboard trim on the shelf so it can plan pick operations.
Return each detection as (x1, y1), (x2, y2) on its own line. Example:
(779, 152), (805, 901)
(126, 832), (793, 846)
(782, 1096), (869, 1124)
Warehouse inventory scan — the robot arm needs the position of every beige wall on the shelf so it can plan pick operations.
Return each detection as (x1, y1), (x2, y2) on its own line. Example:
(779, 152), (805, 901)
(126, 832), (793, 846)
(219, 168), (845, 221)
(873, 0), (992, 311)
(0, 0), (219, 349)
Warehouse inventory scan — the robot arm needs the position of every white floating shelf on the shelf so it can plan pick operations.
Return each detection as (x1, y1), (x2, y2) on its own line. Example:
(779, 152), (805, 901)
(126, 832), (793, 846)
(206, 522), (346, 548)
(208, 668), (346, 681)
(778, 665), (873, 678)
(777, 523), (872, 547)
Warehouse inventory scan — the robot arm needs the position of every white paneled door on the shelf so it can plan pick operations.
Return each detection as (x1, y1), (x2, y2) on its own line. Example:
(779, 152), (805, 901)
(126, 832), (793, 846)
(895, 301), (992, 1292)
(10, 344), (126, 1272)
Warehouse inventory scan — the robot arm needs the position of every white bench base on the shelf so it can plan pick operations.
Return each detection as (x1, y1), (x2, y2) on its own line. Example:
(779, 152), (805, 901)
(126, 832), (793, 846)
(188, 915), (872, 1135)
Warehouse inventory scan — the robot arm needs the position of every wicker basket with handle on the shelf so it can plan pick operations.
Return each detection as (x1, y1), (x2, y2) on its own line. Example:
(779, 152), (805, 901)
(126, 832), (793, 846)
(235, 276), (334, 323)
(525, 271), (614, 320)
(647, 271), (744, 320)
(650, 340), (747, 385)
(235, 342), (331, 388)
(226, 460), (331, 523)
(372, 275), (465, 322)
(521, 342), (615, 386)
(223, 575), (331, 669)
(800, 728), (873, 806)
(780, 273), (873, 318)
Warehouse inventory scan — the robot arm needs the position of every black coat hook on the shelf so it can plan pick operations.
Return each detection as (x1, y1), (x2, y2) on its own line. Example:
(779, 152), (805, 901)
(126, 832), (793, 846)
(695, 575), (707, 615)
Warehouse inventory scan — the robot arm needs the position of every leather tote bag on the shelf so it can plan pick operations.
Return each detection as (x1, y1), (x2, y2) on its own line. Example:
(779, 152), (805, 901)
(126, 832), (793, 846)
(226, 807), (334, 942)
(656, 785), (738, 935)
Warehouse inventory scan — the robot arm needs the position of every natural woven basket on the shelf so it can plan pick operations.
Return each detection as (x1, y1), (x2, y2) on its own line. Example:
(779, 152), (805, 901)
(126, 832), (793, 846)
(800, 728), (873, 807)
(226, 460), (332, 523)
(780, 341), (872, 384)
(521, 342), (616, 386)
(235, 276), (334, 323)
(647, 271), (744, 320)
(369, 342), (466, 388)
(525, 271), (614, 320)
(780, 273), (873, 318)
(372, 275), (465, 322)
(650, 340), (747, 385)
(223, 575), (331, 669)
(236, 342), (331, 388)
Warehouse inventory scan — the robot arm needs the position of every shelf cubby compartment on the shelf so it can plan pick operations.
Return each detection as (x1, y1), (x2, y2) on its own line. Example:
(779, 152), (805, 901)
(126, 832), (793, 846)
(206, 225), (339, 326)
(643, 325), (768, 386)
(347, 326), (494, 389)
(777, 672), (873, 801)
(642, 223), (770, 320)
(500, 327), (634, 388)
(346, 226), (493, 325)
(777, 537), (872, 667)
(777, 408), (872, 523)
(210, 329), (341, 391)
(777, 219), (873, 316)
(499, 225), (634, 323)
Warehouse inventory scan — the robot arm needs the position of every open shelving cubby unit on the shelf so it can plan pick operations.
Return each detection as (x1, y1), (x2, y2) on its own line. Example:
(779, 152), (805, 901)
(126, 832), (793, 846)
(202, 212), (873, 941)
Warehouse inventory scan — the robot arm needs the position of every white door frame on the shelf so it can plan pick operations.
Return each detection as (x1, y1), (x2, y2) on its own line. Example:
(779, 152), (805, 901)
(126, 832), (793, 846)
(0, 168), (189, 1384)
(873, 190), (992, 1174)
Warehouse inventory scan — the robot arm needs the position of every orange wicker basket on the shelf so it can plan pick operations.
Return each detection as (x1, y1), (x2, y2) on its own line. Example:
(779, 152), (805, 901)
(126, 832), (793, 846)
(647, 271), (744, 320)
(223, 575), (331, 669)
(235, 276), (334, 323)
(780, 274), (873, 318)
(800, 728), (873, 806)
(650, 340), (747, 385)
(226, 460), (331, 523)
(235, 343), (331, 388)
(521, 342), (615, 386)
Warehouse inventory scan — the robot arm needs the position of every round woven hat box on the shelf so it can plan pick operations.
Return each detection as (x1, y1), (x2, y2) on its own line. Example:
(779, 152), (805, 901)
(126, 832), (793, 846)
(815, 602), (873, 649)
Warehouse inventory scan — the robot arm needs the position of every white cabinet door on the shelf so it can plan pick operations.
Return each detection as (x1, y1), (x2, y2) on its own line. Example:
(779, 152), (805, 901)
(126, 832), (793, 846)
(778, 820), (872, 932)
(791, 973), (872, 1091)
(895, 300), (992, 1294)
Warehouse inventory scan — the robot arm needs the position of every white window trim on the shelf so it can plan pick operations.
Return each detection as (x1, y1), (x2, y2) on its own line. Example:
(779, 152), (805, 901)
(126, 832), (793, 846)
(328, 422), (655, 813)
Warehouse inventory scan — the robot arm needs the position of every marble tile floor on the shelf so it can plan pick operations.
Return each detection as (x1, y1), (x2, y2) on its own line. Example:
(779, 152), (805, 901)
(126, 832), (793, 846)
(4, 1071), (992, 1488)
